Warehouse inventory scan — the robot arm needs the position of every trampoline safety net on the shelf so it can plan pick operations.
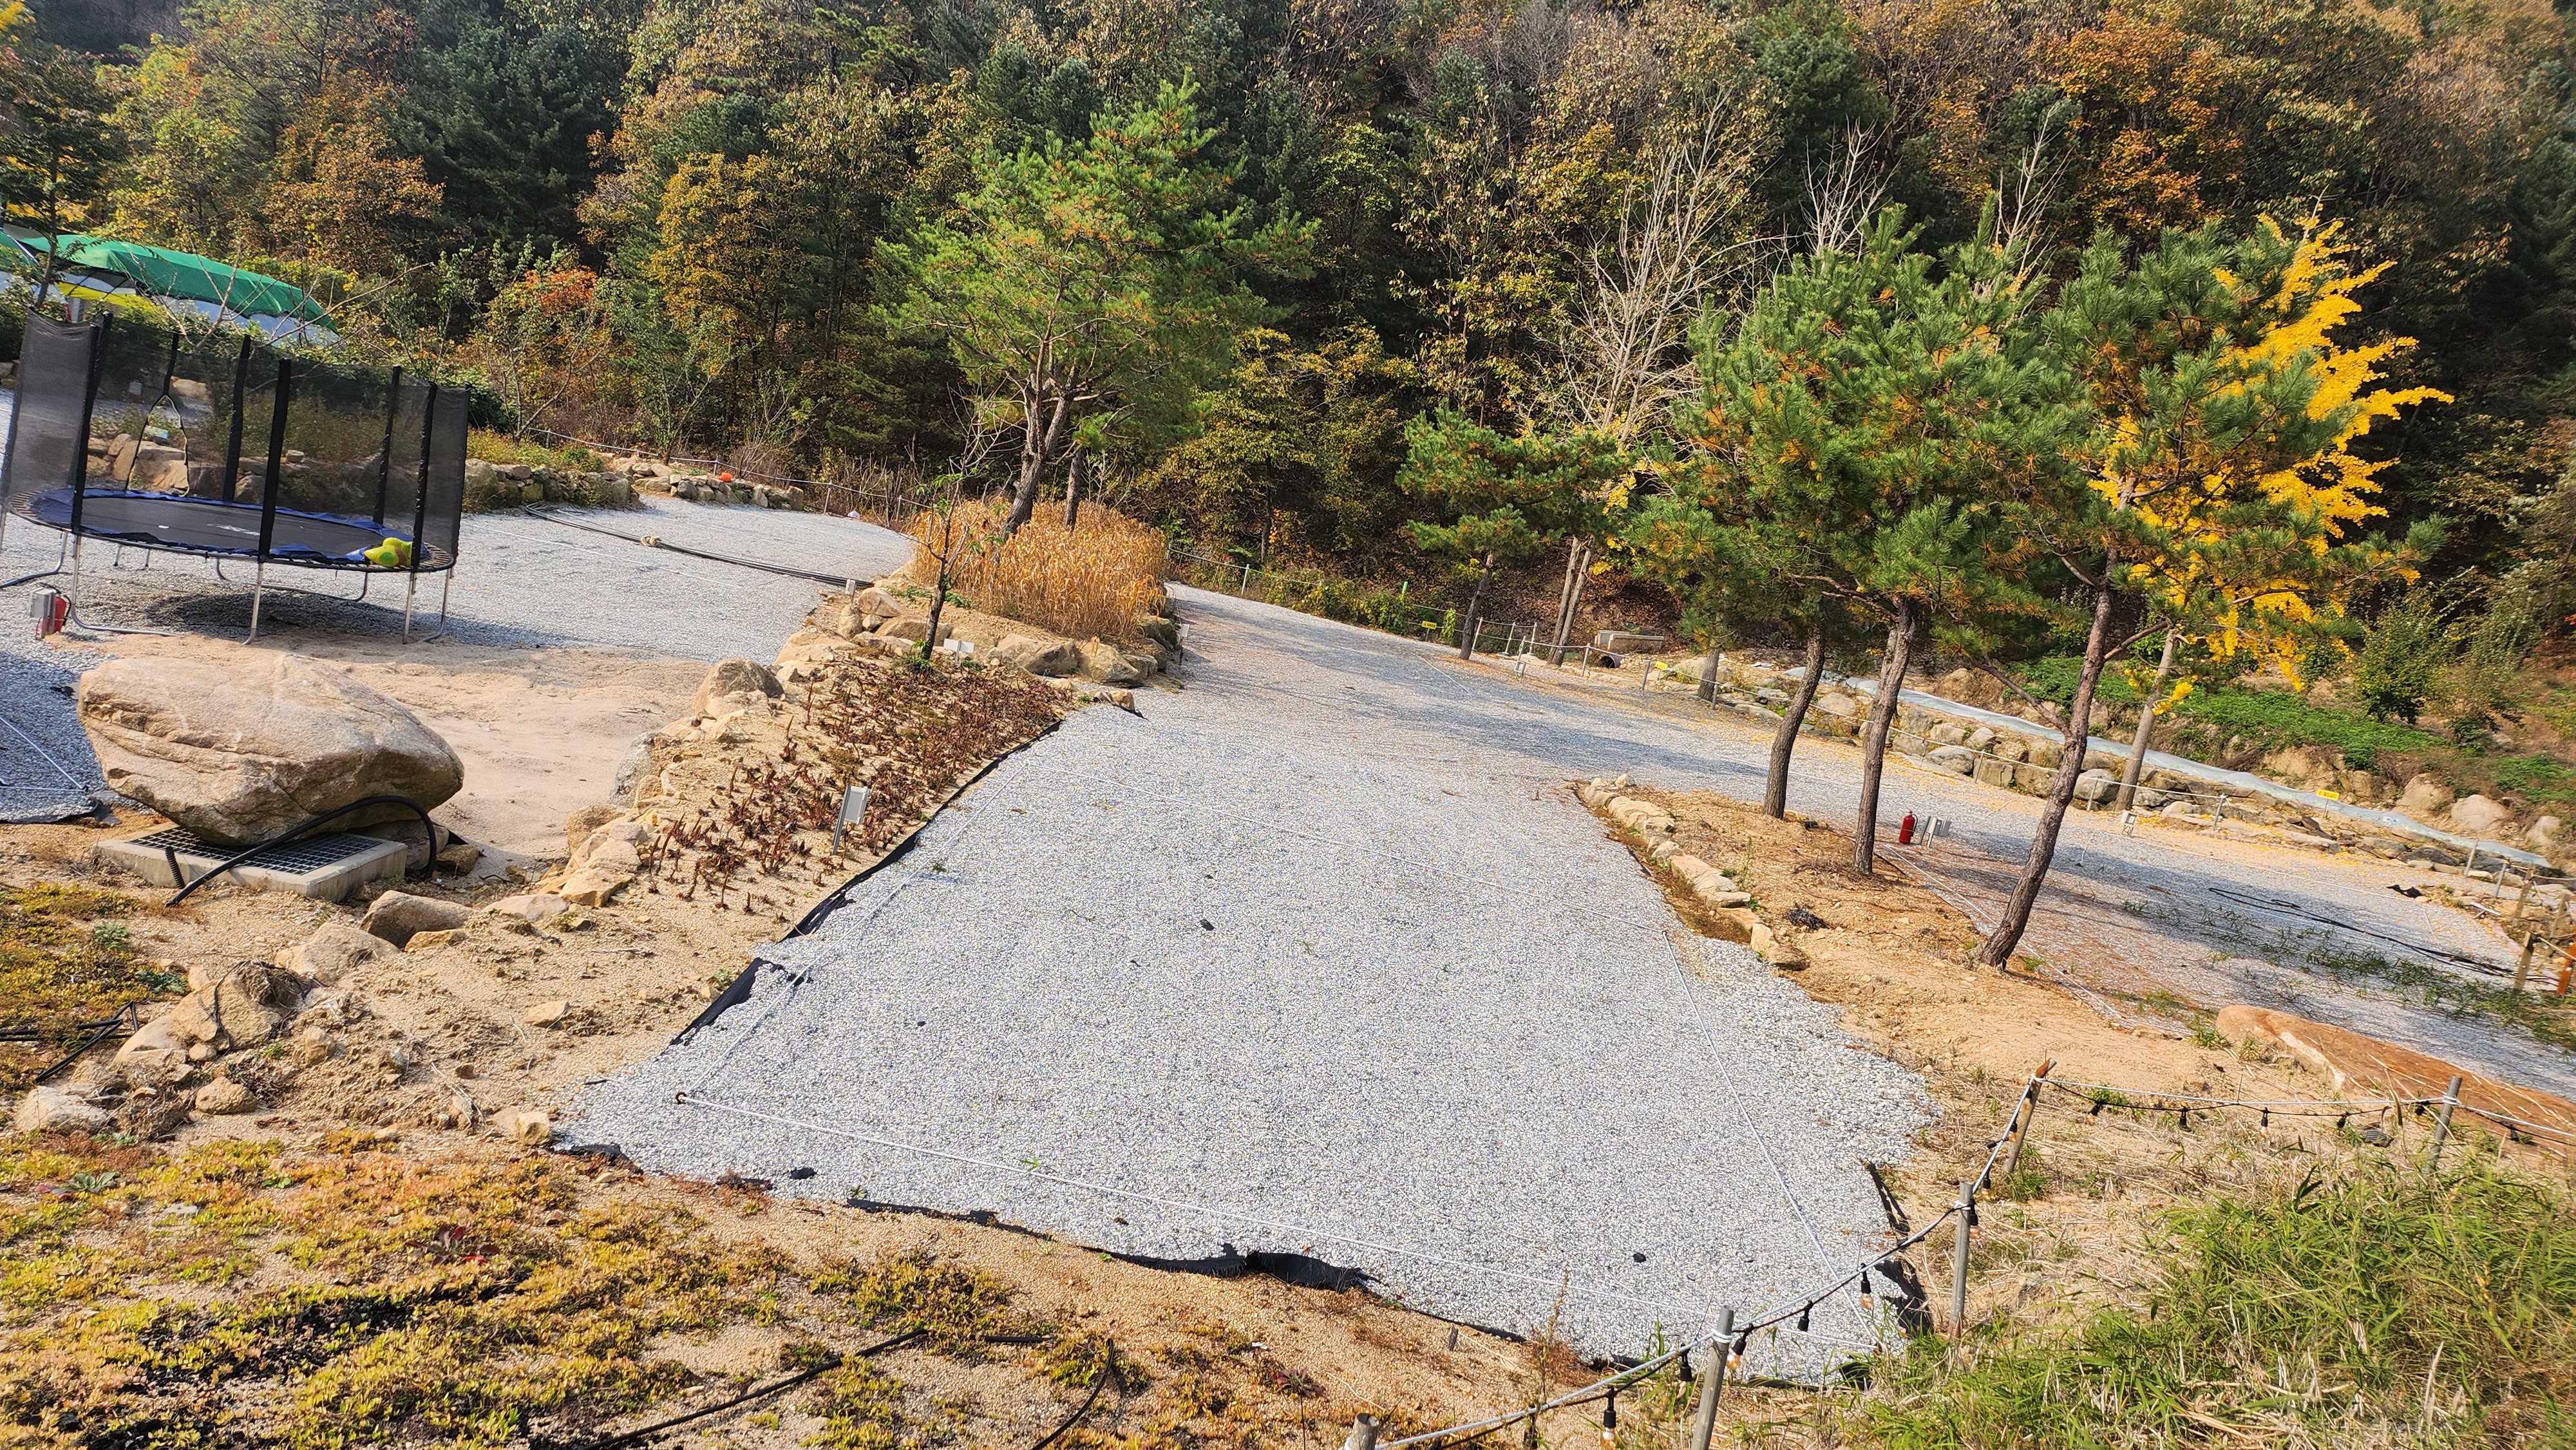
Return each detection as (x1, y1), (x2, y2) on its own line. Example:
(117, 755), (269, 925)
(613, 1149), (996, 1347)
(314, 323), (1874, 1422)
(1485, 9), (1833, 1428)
(3, 316), (465, 573)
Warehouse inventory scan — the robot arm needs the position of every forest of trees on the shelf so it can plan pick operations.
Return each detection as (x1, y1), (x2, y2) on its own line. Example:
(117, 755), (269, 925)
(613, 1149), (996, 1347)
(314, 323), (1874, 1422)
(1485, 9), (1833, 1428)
(3, 0), (2568, 641)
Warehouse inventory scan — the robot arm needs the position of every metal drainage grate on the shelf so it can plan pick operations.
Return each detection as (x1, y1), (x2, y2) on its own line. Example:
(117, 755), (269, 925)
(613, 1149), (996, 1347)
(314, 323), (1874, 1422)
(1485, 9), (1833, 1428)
(128, 826), (395, 874)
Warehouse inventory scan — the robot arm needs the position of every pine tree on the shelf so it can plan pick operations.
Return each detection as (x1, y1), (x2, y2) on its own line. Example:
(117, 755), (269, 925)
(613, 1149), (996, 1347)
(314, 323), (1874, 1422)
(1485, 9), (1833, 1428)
(1398, 412), (1633, 660)
(1975, 219), (2444, 968)
(1685, 210), (2070, 869)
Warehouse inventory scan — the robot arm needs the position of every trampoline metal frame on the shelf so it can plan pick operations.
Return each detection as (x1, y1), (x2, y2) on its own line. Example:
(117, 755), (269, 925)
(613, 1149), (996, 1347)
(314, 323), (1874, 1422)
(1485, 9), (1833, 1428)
(1, 319), (463, 644)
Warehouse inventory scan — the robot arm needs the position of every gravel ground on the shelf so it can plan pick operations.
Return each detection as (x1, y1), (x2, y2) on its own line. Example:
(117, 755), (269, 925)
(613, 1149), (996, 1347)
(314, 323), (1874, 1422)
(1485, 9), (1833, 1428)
(0, 390), (909, 820)
(578, 589), (1932, 1364)
(1454, 652), (2572, 1095)
(0, 493), (911, 661)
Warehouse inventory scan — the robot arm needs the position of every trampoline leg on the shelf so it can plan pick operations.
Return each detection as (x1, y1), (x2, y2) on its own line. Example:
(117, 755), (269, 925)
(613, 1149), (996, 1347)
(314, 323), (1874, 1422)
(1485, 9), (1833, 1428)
(248, 560), (266, 643)
(402, 572), (418, 643)
(437, 570), (452, 630)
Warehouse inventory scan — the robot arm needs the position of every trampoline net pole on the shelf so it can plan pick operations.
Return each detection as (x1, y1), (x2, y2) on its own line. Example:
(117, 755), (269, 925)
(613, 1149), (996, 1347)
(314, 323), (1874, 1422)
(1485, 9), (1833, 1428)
(254, 357), (290, 561)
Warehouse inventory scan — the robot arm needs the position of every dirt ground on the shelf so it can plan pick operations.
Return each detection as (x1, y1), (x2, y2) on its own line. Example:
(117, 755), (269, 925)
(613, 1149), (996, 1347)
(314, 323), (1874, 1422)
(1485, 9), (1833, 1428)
(84, 626), (706, 863)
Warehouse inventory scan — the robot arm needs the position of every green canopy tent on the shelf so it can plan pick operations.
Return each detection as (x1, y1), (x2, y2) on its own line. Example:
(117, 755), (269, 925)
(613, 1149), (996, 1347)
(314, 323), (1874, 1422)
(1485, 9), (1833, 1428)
(13, 236), (336, 342)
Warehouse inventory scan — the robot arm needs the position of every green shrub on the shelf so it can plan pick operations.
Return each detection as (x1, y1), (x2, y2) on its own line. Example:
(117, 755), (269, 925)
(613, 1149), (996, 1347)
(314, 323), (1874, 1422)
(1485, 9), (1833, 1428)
(2354, 595), (2450, 723)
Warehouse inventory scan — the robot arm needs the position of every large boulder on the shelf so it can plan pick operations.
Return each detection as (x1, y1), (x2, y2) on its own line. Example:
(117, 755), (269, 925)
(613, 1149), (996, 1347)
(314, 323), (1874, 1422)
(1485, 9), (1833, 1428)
(2073, 767), (2121, 804)
(2448, 793), (2514, 835)
(1926, 744), (1976, 775)
(78, 654), (462, 847)
(2530, 815), (2564, 851)
(2397, 773), (2453, 819)
(1077, 640), (1149, 686)
(994, 634), (1083, 677)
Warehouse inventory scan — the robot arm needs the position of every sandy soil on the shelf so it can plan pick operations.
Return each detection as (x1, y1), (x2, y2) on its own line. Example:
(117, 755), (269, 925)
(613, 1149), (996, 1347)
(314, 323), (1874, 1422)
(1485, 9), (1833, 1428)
(70, 626), (705, 861)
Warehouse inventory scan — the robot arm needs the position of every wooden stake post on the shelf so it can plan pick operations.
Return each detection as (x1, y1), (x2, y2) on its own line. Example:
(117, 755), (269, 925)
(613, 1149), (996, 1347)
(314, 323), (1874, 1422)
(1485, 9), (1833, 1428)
(1685, 1308), (1734, 1450)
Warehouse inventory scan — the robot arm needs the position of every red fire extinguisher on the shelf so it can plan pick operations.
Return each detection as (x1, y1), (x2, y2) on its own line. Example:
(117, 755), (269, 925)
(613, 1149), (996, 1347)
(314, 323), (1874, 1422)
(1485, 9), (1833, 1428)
(1897, 811), (1917, 845)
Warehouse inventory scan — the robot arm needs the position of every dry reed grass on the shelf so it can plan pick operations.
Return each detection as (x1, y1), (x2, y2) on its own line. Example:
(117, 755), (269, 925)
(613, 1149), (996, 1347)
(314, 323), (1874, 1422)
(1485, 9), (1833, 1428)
(904, 498), (1169, 641)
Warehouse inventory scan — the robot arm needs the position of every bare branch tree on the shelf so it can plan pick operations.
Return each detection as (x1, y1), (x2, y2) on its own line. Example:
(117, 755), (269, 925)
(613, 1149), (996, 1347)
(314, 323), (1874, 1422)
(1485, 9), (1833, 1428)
(1803, 126), (1888, 259)
(1540, 104), (1759, 662)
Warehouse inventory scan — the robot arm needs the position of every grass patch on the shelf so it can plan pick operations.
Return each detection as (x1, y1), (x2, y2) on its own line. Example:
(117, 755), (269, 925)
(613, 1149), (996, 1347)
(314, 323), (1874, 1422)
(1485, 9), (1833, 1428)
(811, 1247), (1023, 1348)
(0, 1133), (785, 1447)
(465, 428), (600, 473)
(1858, 1158), (2576, 1445)
(0, 881), (180, 1089)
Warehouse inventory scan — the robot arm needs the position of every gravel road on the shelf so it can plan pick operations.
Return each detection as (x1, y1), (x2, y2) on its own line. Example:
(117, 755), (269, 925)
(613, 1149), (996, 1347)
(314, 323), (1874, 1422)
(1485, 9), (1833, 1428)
(0, 430), (909, 819)
(579, 587), (1933, 1363)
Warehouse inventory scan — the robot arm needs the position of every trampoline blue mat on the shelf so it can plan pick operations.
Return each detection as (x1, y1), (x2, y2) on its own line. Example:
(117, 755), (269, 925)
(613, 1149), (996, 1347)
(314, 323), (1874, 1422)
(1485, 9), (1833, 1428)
(12, 488), (446, 569)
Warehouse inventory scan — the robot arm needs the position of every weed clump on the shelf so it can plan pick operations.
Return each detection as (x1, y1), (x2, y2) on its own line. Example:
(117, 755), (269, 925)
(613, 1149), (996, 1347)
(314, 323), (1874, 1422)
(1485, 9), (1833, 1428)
(813, 1246), (1021, 1348)
(1860, 1158), (2576, 1444)
(903, 499), (1169, 641)
(0, 882), (176, 1089)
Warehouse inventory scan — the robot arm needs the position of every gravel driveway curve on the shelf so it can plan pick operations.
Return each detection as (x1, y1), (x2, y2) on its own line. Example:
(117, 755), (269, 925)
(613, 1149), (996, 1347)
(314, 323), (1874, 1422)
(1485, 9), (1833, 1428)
(578, 587), (1931, 1362)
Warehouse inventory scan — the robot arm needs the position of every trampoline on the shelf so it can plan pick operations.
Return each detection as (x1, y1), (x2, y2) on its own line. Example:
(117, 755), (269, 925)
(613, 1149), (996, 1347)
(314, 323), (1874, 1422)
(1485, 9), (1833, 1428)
(1, 314), (467, 639)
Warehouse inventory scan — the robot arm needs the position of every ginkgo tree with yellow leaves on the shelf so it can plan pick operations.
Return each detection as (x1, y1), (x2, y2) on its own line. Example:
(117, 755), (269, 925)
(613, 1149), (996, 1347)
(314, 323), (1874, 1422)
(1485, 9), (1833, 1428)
(1978, 218), (2447, 968)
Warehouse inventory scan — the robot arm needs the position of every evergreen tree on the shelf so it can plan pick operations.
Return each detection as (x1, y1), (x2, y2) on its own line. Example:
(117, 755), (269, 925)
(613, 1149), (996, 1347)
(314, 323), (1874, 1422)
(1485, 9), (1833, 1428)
(1398, 412), (1633, 661)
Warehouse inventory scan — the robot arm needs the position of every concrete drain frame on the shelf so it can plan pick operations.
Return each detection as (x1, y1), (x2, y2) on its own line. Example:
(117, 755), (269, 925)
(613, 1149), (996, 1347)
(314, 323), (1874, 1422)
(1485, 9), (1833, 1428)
(97, 825), (408, 901)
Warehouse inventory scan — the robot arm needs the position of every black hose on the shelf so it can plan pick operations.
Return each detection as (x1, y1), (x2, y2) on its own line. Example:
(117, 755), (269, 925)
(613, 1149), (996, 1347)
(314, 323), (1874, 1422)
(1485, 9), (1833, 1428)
(524, 506), (855, 587)
(567, 1328), (925, 1450)
(166, 793), (439, 907)
(28, 1004), (138, 1083)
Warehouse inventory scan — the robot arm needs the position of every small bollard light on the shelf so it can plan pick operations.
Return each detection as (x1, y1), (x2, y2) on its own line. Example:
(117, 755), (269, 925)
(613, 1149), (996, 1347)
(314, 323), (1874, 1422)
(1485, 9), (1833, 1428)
(829, 785), (871, 856)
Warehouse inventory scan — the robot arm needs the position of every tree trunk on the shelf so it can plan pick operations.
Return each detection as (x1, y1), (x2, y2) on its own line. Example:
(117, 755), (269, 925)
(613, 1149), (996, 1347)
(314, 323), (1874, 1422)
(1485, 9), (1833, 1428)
(1980, 573), (2119, 967)
(1457, 550), (1499, 661)
(2115, 628), (2179, 810)
(1694, 632), (1724, 704)
(1061, 446), (1084, 529)
(1549, 540), (1591, 666)
(1852, 599), (1918, 874)
(1004, 391), (1068, 536)
(920, 511), (958, 664)
(1765, 621), (1828, 818)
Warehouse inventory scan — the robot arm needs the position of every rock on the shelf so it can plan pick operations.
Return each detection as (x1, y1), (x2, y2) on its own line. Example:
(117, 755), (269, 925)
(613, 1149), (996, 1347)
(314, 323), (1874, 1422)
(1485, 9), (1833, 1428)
(851, 586), (909, 617)
(1813, 692), (1859, 718)
(558, 818), (648, 907)
(497, 1107), (553, 1145)
(186, 1042), (216, 1062)
(1928, 722), (1968, 748)
(14, 1086), (109, 1134)
(691, 659), (782, 717)
(275, 921), (393, 985)
(524, 1000), (570, 1026)
(361, 890), (471, 946)
(1077, 639), (1147, 686)
(1606, 796), (1676, 834)
(1973, 757), (2017, 789)
(1964, 726), (1996, 752)
(486, 893), (572, 927)
(2448, 794), (2513, 834)
(995, 634), (1083, 677)
(1991, 737), (2029, 763)
(2074, 768), (2120, 804)
(564, 804), (619, 857)
(193, 1077), (256, 1115)
(1593, 630), (1665, 655)
(2397, 773), (2453, 818)
(77, 654), (464, 847)
(406, 928), (459, 952)
(435, 838), (481, 874)
(2530, 816), (2564, 850)
(161, 962), (302, 1050)
(878, 615), (955, 646)
(1137, 618), (1182, 655)
(1926, 745), (1975, 775)
(1747, 922), (1805, 967)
